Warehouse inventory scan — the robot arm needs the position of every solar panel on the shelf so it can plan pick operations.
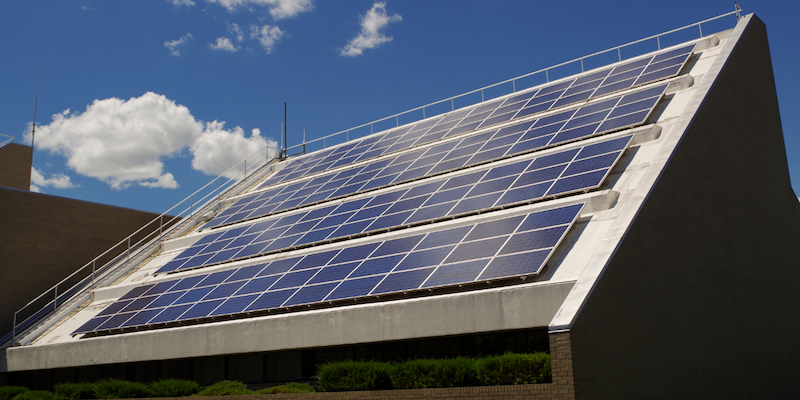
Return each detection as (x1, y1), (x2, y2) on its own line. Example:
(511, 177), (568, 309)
(158, 134), (631, 274)
(75, 202), (584, 336)
(205, 84), (664, 230)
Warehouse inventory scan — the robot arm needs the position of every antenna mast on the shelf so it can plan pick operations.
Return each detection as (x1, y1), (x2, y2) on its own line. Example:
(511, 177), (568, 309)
(283, 102), (287, 159)
(31, 67), (40, 149)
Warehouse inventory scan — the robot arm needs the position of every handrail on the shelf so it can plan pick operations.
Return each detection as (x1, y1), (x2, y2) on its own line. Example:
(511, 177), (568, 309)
(8, 143), (281, 345)
(284, 6), (742, 154)
(0, 133), (14, 148)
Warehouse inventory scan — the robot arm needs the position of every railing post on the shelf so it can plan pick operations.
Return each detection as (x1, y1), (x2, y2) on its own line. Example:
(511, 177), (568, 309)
(617, 48), (622, 61)
(657, 35), (661, 50)
(451, 99), (454, 111)
(580, 58), (584, 72)
(190, 195), (194, 216)
(512, 80), (516, 92)
(127, 237), (131, 261)
(699, 23), (703, 37)
(545, 69), (549, 83)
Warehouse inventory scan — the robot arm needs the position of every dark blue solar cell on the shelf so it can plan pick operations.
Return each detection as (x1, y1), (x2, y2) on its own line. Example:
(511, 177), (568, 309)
(618, 85), (666, 105)
(467, 176), (516, 197)
(174, 286), (214, 305)
(467, 146), (511, 165)
(150, 304), (192, 324)
(405, 202), (456, 224)
(441, 170), (486, 191)
(119, 285), (155, 300)
(563, 153), (618, 176)
(120, 308), (163, 328)
(258, 258), (301, 276)
(652, 44), (693, 63)
(394, 246), (454, 271)
(496, 121), (536, 138)
(74, 316), (112, 334)
(307, 261), (361, 284)
(601, 66), (645, 86)
(157, 259), (187, 273)
(642, 55), (685, 75)
(313, 213), (354, 232)
(422, 186), (469, 207)
(478, 111), (516, 129)
(481, 132), (524, 151)
(408, 152), (447, 171)
(283, 220), (319, 237)
(529, 149), (579, 171)
(499, 226), (568, 256)
(417, 226), (472, 250)
(633, 66), (681, 86)
(141, 281), (178, 297)
(197, 239), (233, 255)
(198, 270), (236, 287)
(96, 312), (136, 331)
(298, 205), (338, 222)
(576, 136), (631, 160)
(119, 296), (157, 313)
(350, 254), (404, 278)
(294, 227), (338, 247)
(193, 231), (227, 247)
(292, 250), (340, 271)
(507, 135), (555, 156)
(513, 164), (566, 188)
(347, 169), (381, 186)
(350, 204), (390, 222)
(573, 68), (612, 86)
(330, 181), (366, 199)
(372, 235), (424, 257)
(518, 204), (582, 232)
(225, 233), (259, 249)
(147, 291), (186, 309)
(547, 169), (607, 196)
(210, 294), (259, 316)
(218, 226), (250, 240)
(465, 216), (524, 242)
(331, 219), (373, 238)
(331, 242), (380, 264)
(97, 300), (134, 317)
(173, 253), (214, 271)
(358, 173), (400, 192)
(550, 123), (601, 145)
(563, 108), (611, 130)
(319, 178), (348, 193)
(372, 267), (435, 295)
(421, 259), (490, 288)
(333, 197), (371, 215)
(522, 119), (566, 140)
(401, 179), (444, 200)
(427, 156), (471, 175)
(326, 276), (384, 301)
(551, 90), (593, 109)
(235, 242), (269, 259)
(591, 79), (637, 98)
(225, 264), (267, 282)
(441, 143), (482, 163)
(537, 79), (574, 95)
(597, 110), (650, 132)
(445, 236), (507, 264)
(284, 282), (339, 307)
(611, 56), (651, 75)
(479, 250), (550, 280)
(368, 191), (406, 207)
(495, 182), (552, 207)
(607, 97), (658, 119)
(329, 154), (360, 169)
(272, 268), (320, 290)
(443, 121), (482, 138)
(367, 210), (414, 231)
(260, 234), (302, 252)
(180, 299), (225, 320)
(394, 165), (432, 183)
(482, 160), (531, 182)
(535, 109), (576, 128)
(273, 212), (306, 228)
(204, 281), (248, 300)
(205, 248), (243, 266)
(514, 100), (556, 119)
(237, 275), (280, 295)
(504, 89), (539, 105)
(385, 195), (431, 215)
(447, 192), (503, 216)
(393, 149), (427, 166)
(246, 289), (298, 311)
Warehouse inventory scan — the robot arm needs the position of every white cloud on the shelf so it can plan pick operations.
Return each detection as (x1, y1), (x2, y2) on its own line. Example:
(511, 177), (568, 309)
(228, 22), (244, 42)
(209, 37), (238, 51)
(192, 126), (278, 179)
(206, 0), (313, 20)
(26, 92), (277, 190)
(81, 5), (95, 11)
(164, 33), (193, 56)
(250, 24), (285, 53)
(171, 0), (196, 5)
(30, 167), (78, 192)
(340, 2), (401, 57)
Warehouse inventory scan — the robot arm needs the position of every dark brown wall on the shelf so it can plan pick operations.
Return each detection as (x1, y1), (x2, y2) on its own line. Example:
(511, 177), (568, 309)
(569, 16), (800, 399)
(0, 144), (33, 191)
(0, 188), (166, 337)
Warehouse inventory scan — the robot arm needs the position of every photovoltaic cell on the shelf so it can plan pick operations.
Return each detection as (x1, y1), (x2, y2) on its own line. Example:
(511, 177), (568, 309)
(75, 202), (584, 336)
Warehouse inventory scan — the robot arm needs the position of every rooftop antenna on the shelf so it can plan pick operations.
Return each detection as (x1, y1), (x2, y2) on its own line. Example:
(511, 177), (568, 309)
(283, 102), (287, 159)
(734, 2), (742, 20)
(31, 67), (40, 149)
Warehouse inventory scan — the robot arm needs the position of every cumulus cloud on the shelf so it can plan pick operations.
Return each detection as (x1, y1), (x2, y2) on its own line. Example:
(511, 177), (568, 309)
(250, 24), (285, 53)
(25, 92), (275, 190)
(209, 37), (238, 51)
(340, 2), (401, 57)
(30, 167), (78, 192)
(192, 126), (278, 179)
(164, 33), (193, 56)
(171, 0), (196, 5)
(206, 0), (313, 20)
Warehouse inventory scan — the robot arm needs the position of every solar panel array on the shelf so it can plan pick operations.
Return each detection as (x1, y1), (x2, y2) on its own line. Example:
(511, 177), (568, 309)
(73, 42), (698, 337)
(249, 44), (693, 192)
(206, 84), (666, 229)
(158, 135), (632, 274)
(75, 203), (583, 335)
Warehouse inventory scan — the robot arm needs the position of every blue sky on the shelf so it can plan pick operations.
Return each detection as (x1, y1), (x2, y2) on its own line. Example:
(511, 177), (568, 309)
(2, 1), (798, 213)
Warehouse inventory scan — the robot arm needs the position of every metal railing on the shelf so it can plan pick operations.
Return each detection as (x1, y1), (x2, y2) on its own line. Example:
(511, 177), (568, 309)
(0, 133), (15, 149)
(5, 144), (281, 346)
(285, 5), (743, 156)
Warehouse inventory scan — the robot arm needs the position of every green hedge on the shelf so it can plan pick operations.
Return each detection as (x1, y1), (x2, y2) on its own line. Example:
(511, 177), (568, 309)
(318, 360), (394, 392)
(0, 387), (29, 400)
(193, 380), (251, 396)
(389, 357), (477, 389)
(475, 353), (551, 385)
(10, 391), (56, 400)
(256, 382), (315, 394)
(148, 379), (201, 397)
(92, 380), (152, 399)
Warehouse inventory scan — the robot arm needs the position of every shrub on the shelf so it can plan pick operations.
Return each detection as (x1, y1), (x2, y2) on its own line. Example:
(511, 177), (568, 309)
(10, 391), (56, 400)
(0, 387), (29, 400)
(149, 379), (201, 397)
(389, 357), (477, 389)
(475, 352), (551, 385)
(193, 381), (251, 396)
(92, 379), (153, 399)
(256, 382), (315, 394)
(318, 360), (394, 392)
(54, 383), (97, 400)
